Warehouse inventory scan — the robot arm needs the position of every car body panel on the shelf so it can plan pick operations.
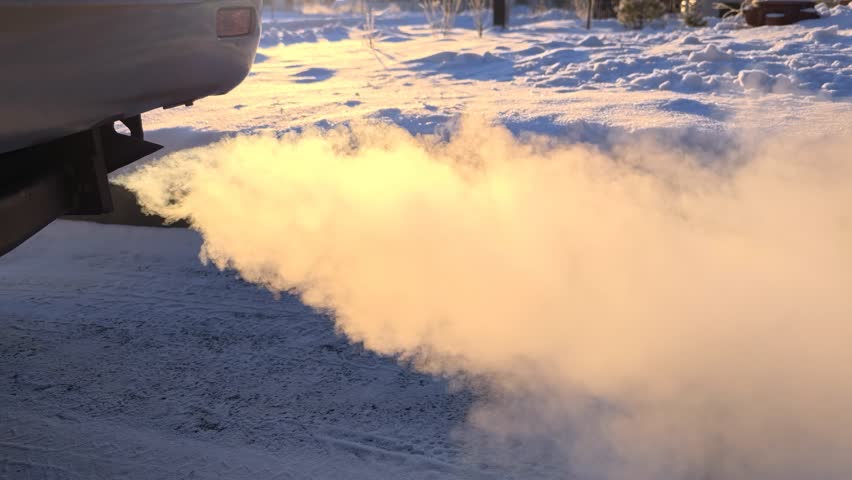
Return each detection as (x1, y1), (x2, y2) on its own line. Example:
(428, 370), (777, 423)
(0, 0), (262, 154)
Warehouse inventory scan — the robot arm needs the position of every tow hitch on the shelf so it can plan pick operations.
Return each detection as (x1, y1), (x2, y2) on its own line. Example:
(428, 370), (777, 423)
(0, 116), (162, 256)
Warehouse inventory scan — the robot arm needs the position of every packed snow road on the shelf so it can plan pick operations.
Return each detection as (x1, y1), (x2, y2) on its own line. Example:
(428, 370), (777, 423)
(0, 222), (486, 479)
(2, 6), (852, 480)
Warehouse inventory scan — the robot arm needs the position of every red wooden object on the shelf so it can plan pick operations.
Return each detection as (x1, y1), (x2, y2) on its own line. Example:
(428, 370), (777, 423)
(744, 0), (820, 26)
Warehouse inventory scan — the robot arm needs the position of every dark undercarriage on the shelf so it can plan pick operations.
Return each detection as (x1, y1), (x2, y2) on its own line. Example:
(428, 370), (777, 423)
(0, 118), (162, 256)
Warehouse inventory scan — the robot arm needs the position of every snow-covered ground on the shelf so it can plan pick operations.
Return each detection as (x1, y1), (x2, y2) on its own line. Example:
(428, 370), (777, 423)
(137, 5), (852, 146)
(3, 7), (852, 480)
(1, 222), (483, 479)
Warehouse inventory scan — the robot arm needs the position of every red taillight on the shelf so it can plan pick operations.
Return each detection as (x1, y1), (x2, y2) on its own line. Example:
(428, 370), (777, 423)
(217, 8), (253, 38)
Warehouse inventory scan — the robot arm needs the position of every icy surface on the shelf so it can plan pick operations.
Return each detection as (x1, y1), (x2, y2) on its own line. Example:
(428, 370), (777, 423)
(1, 222), (484, 479)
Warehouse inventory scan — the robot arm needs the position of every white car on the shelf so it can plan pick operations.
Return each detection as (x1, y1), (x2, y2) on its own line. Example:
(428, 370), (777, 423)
(0, 0), (262, 255)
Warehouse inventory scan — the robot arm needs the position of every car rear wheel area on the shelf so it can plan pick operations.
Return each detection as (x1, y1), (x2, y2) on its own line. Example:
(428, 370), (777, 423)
(0, 117), (163, 257)
(0, 0), (262, 256)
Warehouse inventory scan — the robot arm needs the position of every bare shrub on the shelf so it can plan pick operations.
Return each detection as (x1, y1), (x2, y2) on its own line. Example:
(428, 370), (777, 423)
(617, 0), (666, 28)
(575, 0), (620, 24)
(682, 0), (709, 25)
(421, 0), (464, 34)
(574, 0), (593, 26)
(468, 0), (491, 37)
(714, 0), (753, 19)
(362, 0), (377, 49)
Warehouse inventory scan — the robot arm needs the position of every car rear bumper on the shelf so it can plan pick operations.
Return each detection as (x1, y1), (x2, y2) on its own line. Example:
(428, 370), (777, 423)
(0, 0), (262, 154)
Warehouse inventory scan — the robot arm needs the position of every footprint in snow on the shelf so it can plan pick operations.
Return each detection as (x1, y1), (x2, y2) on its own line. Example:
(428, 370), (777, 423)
(579, 35), (605, 47)
(292, 67), (336, 83)
(680, 35), (703, 45)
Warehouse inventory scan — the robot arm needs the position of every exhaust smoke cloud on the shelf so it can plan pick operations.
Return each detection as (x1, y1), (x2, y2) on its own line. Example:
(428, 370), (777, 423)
(122, 118), (852, 480)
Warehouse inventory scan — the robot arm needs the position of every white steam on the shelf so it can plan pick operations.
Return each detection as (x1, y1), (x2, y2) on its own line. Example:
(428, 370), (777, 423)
(122, 118), (852, 480)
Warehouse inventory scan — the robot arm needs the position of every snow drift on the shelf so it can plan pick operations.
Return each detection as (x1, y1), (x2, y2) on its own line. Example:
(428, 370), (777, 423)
(122, 118), (852, 480)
